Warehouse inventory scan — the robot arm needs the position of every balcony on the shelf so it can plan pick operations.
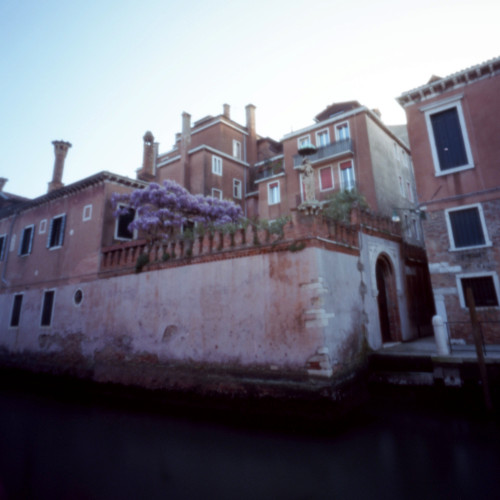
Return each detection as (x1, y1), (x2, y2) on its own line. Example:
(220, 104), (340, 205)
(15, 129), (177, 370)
(293, 139), (353, 168)
(254, 160), (284, 182)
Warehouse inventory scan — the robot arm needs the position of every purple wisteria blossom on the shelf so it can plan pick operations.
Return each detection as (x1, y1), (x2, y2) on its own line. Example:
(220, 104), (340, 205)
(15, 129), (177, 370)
(112, 180), (243, 244)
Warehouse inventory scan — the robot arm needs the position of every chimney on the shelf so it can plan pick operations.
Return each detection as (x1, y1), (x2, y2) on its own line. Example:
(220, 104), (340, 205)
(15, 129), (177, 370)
(0, 178), (7, 192)
(137, 131), (156, 181)
(223, 103), (230, 119)
(180, 112), (191, 189)
(48, 140), (72, 193)
(245, 104), (257, 165)
(372, 108), (382, 120)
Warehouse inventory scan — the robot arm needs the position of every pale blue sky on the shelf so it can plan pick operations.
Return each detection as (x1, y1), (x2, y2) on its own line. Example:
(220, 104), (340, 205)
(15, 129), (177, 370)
(1, 0), (499, 198)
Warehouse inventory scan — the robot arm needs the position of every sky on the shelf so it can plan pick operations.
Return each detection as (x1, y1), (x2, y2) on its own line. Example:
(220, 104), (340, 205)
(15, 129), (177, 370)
(1, 0), (499, 199)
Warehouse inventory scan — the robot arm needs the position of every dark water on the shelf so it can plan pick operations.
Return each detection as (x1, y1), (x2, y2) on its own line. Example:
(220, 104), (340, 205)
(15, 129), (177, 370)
(0, 379), (499, 500)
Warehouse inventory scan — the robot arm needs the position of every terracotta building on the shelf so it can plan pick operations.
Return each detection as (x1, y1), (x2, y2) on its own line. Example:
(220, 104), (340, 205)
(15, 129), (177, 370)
(397, 56), (500, 343)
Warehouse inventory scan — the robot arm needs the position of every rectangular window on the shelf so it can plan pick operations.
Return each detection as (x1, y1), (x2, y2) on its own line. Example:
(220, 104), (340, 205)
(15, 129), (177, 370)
(47, 214), (66, 248)
(319, 166), (334, 191)
(10, 294), (23, 327)
(406, 181), (413, 202)
(399, 176), (405, 197)
(83, 204), (92, 221)
(316, 129), (330, 147)
(446, 204), (489, 250)
(115, 206), (135, 240)
(233, 179), (242, 199)
(0, 234), (6, 261)
(212, 155), (223, 176)
(340, 160), (355, 191)
(298, 135), (311, 149)
(19, 225), (34, 256)
(335, 122), (350, 141)
(41, 290), (55, 327)
(460, 275), (499, 308)
(424, 99), (473, 174)
(268, 181), (280, 205)
(211, 188), (222, 200)
(232, 140), (242, 160)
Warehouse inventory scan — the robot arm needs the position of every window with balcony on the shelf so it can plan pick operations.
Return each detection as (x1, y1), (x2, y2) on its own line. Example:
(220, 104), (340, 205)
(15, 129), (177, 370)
(48, 214), (66, 248)
(445, 204), (490, 250)
(316, 129), (330, 147)
(298, 135), (311, 149)
(335, 122), (350, 141)
(212, 155), (223, 176)
(19, 225), (34, 256)
(340, 160), (355, 191)
(319, 166), (334, 191)
(268, 181), (280, 205)
(423, 99), (473, 174)
(233, 179), (242, 199)
(458, 274), (499, 308)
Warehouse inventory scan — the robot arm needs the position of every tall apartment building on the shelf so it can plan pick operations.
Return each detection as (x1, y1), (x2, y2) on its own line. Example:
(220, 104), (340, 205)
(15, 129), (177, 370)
(398, 56), (500, 342)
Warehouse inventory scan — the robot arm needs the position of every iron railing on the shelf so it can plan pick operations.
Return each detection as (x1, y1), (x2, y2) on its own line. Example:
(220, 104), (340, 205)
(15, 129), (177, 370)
(293, 139), (353, 167)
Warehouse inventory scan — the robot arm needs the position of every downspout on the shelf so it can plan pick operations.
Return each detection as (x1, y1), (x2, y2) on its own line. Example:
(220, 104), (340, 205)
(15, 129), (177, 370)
(1, 211), (19, 286)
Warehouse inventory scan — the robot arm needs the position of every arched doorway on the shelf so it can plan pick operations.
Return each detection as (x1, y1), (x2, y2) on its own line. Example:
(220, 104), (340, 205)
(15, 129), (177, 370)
(376, 255), (401, 343)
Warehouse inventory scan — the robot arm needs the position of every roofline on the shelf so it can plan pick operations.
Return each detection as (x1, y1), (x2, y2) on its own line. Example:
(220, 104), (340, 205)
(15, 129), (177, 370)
(397, 55), (500, 107)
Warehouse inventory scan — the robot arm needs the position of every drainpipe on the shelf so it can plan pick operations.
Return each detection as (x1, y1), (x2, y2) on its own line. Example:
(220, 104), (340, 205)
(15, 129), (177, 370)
(1, 211), (19, 287)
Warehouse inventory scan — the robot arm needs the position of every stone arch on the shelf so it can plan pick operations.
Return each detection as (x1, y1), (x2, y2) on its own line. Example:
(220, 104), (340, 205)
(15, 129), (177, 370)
(375, 254), (401, 343)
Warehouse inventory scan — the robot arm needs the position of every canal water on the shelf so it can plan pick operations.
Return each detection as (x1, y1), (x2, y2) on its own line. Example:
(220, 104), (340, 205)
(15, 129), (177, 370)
(0, 376), (499, 499)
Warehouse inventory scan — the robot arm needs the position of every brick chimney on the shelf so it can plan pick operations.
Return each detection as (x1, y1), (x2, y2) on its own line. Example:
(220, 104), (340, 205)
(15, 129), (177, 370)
(137, 131), (156, 181)
(0, 178), (7, 192)
(180, 112), (191, 189)
(223, 103), (230, 119)
(245, 104), (257, 165)
(48, 140), (72, 193)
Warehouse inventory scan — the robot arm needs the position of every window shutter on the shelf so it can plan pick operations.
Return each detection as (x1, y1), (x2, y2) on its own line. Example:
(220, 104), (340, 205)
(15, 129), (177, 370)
(340, 161), (352, 170)
(59, 215), (66, 246)
(28, 227), (34, 254)
(47, 218), (54, 248)
(320, 168), (333, 189)
(431, 108), (467, 170)
(449, 208), (485, 247)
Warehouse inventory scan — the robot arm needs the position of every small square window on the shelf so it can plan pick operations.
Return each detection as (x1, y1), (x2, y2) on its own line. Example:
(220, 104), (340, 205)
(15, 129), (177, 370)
(83, 204), (92, 221)
(39, 219), (47, 234)
(212, 155), (223, 176)
(10, 294), (23, 327)
(19, 225), (34, 256)
(268, 181), (280, 205)
(211, 188), (222, 200)
(233, 179), (242, 199)
(460, 275), (499, 308)
(446, 204), (489, 250)
(47, 214), (66, 249)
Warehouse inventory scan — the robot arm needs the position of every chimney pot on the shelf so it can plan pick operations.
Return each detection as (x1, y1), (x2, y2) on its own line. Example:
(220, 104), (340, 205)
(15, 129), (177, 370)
(48, 140), (72, 193)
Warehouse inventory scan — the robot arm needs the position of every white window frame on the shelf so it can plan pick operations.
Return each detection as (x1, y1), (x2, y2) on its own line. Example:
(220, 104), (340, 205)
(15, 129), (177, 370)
(47, 213), (66, 249)
(339, 160), (356, 191)
(211, 188), (222, 200)
(335, 121), (350, 141)
(398, 176), (405, 197)
(39, 219), (47, 234)
(267, 181), (280, 205)
(297, 135), (311, 149)
(315, 129), (330, 148)
(0, 233), (6, 261)
(212, 155), (223, 176)
(445, 203), (491, 251)
(232, 140), (242, 160)
(9, 293), (24, 328)
(319, 165), (334, 191)
(19, 224), (34, 256)
(83, 204), (92, 221)
(422, 97), (474, 176)
(456, 272), (500, 309)
(233, 179), (242, 199)
(114, 204), (136, 241)
(40, 289), (56, 327)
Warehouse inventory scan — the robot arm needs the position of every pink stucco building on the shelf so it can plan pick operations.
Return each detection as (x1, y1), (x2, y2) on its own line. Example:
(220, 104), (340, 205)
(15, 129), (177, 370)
(398, 56), (500, 343)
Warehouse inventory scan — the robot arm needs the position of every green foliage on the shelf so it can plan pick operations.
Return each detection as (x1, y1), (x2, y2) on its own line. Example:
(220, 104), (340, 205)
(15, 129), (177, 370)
(288, 241), (306, 252)
(323, 189), (368, 223)
(162, 252), (170, 262)
(135, 253), (150, 272)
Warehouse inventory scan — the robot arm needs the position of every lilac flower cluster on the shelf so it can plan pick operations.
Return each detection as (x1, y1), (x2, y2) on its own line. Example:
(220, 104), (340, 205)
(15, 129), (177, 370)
(111, 180), (243, 242)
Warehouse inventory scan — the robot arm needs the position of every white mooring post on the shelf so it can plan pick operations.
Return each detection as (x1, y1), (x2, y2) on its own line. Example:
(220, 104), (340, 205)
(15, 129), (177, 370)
(432, 315), (450, 355)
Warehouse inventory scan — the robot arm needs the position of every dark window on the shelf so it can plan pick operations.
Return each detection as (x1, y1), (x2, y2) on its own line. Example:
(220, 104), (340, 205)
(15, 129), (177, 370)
(19, 226), (34, 255)
(48, 215), (66, 248)
(116, 208), (135, 239)
(462, 276), (499, 307)
(41, 290), (55, 326)
(0, 235), (6, 261)
(10, 294), (23, 327)
(448, 207), (486, 248)
(430, 107), (468, 171)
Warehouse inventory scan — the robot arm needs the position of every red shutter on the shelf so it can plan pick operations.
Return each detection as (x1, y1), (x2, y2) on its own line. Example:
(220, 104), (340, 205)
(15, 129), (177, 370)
(320, 168), (333, 189)
(340, 160), (352, 170)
